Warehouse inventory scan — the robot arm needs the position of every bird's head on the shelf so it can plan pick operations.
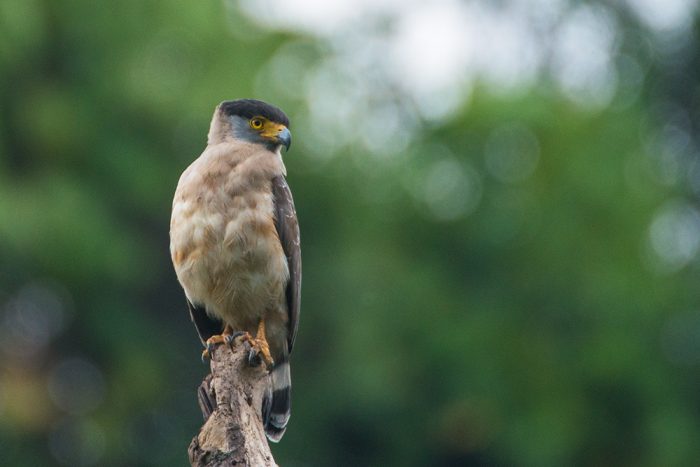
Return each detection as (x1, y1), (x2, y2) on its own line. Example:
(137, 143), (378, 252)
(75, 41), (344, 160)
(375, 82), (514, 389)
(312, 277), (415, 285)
(208, 99), (291, 152)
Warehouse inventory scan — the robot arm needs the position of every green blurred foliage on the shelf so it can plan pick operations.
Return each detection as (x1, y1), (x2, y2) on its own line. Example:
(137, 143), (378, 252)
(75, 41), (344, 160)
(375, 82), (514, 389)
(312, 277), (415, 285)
(1, 1), (700, 466)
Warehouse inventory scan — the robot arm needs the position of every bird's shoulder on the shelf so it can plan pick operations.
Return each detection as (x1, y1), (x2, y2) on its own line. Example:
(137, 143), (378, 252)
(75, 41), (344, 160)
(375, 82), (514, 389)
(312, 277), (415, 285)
(175, 142), (284, 200)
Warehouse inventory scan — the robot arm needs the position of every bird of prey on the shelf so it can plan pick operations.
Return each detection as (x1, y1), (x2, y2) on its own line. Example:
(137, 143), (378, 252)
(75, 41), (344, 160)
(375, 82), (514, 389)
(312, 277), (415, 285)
(169, 99), (301, 442)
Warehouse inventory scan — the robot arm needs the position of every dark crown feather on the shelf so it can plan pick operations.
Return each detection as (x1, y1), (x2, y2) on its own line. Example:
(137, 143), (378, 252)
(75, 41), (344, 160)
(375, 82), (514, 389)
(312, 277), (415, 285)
(219, 99), (290, 127)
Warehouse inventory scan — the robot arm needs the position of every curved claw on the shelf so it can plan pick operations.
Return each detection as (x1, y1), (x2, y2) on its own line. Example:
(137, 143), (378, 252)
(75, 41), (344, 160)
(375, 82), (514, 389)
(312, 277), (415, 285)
(246, 337), (274, 370)
(243, 319), (275, 370)
(225, 331), (248, 347)
(201, 325), (236, 360)
(199, 323), (273, 370)
(247, 348), (262, 367)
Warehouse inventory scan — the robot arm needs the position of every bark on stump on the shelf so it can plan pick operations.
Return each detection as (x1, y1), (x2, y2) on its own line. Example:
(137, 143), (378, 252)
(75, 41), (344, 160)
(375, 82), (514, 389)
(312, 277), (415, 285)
(188, 342), (277, 467)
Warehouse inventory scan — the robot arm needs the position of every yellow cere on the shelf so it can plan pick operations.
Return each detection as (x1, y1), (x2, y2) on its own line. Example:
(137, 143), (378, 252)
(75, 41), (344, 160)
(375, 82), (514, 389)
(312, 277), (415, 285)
(259, 121), (287, 139)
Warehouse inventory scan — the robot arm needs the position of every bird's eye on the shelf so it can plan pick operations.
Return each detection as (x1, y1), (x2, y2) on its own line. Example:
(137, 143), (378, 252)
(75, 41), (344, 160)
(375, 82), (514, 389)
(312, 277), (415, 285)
(250, 118), (264, 130)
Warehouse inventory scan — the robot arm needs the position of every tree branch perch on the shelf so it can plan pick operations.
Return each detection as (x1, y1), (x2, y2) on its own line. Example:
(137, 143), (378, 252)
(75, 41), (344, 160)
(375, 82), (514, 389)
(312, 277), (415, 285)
(188, 342), (277, 467)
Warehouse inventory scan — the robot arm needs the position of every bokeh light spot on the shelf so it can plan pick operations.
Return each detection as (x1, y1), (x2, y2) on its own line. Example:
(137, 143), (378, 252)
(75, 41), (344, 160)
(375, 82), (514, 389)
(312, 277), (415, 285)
(0, 282), (68, 360)
(646, 201), (700, 274)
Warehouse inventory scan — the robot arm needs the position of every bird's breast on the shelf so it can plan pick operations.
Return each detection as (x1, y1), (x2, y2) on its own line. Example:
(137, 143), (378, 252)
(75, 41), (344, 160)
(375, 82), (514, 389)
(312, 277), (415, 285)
(170, 172), (288, 325)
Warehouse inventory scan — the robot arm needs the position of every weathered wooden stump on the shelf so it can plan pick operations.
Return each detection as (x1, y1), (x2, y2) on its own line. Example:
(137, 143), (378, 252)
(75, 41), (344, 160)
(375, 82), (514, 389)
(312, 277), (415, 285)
(188, 342), (277, 467)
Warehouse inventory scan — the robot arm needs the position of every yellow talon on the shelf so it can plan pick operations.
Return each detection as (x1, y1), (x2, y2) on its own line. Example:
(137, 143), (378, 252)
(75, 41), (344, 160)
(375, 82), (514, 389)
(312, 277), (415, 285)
(201, 325), (235, 362)
(246, 319), (274, 369)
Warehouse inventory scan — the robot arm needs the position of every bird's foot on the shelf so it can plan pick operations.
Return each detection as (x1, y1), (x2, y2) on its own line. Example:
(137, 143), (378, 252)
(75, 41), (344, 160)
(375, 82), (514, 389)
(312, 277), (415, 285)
(201, 326), (242, 362)
(200, 321), (274, 370)
(245, 334), (274, 370)
(239, 319), (274, 370)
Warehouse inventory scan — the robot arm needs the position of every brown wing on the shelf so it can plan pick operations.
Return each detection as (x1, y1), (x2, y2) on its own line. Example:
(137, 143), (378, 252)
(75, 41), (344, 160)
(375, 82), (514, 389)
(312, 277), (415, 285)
(187, 299), (223, 345)
(272, 175), (301, 353)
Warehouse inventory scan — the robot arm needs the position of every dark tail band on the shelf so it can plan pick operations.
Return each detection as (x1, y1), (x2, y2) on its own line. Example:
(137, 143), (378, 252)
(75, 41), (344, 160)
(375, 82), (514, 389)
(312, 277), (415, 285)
(264, 361), (291, 442)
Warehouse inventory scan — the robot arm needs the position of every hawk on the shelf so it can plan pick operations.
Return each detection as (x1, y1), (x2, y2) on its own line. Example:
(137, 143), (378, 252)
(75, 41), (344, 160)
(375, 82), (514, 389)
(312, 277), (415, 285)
(169, 99), (301, 442)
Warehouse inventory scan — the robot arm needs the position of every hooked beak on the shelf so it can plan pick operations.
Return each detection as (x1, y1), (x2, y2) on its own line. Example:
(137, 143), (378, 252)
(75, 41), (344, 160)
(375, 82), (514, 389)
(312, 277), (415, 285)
(277, 127), (291, 151)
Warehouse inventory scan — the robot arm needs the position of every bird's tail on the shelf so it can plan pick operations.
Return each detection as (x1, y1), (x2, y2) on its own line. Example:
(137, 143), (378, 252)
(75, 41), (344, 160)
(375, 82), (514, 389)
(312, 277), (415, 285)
(263, 359), (291, 442)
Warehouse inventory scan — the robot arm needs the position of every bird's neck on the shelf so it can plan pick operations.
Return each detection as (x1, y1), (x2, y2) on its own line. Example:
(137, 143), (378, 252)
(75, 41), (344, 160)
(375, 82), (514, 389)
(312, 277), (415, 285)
(201, 141), (286, 180)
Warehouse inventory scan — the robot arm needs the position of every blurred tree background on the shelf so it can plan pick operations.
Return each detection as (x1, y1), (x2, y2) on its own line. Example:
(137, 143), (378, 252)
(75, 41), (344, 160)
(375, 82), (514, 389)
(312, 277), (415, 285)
(2, 0), (700, 465)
